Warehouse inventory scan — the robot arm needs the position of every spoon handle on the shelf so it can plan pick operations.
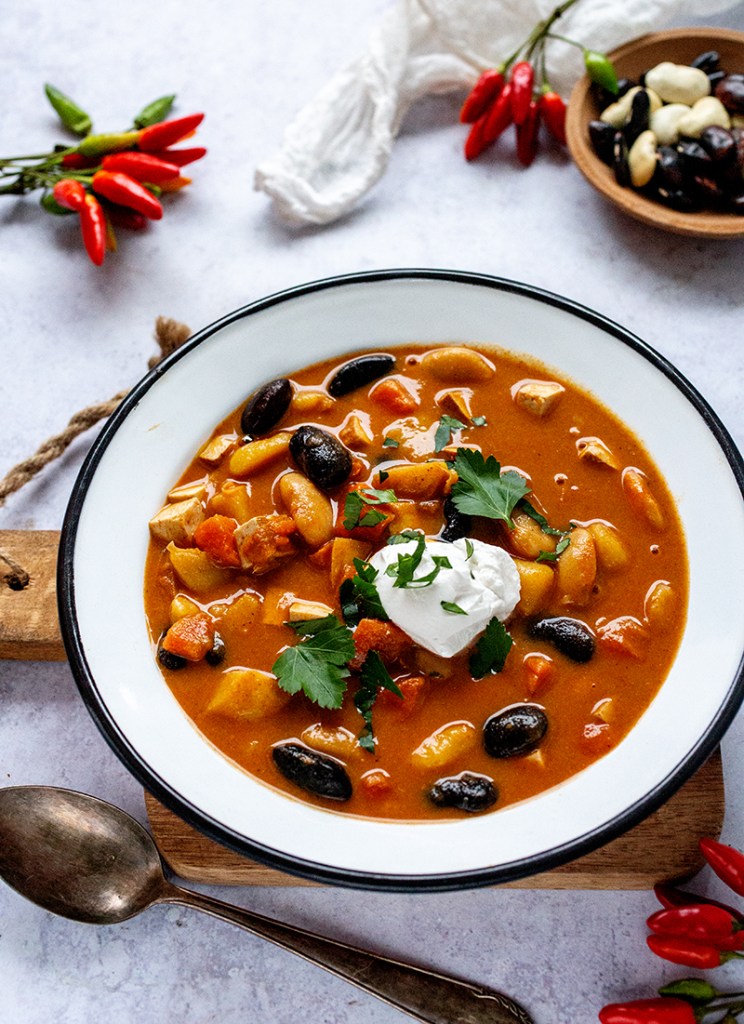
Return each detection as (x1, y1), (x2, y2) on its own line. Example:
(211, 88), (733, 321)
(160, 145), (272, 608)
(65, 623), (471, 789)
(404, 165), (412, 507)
(162, 885), (532, 1024)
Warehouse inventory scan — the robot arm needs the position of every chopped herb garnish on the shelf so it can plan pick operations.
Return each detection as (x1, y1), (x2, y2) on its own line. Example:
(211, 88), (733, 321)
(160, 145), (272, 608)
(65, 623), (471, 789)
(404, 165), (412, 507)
(343, 486), (398, 530)
(536, 535), (572, 563)
(339, 558), (388, 625)
(273, 615), (355, 709)
(382, 436), (399, 448)
(441, 600), (467, 616)
(464, 538), (475, 561)
(384, 533), (451, 589)
(521, 499), (574, 560)
(434, 415), (468, 452)
(472, 415), (487, 427)
(354, 651), (403, 752)
(387, 529), (423, 546)
(469, 617), (513, 678)
(450, 448), (530, 528)
(378, 469), (389, 483)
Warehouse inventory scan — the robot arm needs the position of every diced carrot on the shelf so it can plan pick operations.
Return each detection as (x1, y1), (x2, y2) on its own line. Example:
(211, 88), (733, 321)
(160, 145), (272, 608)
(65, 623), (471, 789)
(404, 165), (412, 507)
(369, 377), (419, 414)
(377, 675), (426, 717)
(161, 612), (214, 661)
(597, 616), (649, 659)
(523, 653), (555, 695)
(307, 540), (334, 569)
(360, 769), (394, 798)
(334, 483), (395, 543)
(193, 515), (241, 567)
(350, 619), (413, 670)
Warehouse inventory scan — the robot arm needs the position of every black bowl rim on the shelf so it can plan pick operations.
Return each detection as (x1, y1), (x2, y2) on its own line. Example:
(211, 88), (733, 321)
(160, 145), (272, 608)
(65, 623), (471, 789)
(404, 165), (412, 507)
(58, 268), (744, 892)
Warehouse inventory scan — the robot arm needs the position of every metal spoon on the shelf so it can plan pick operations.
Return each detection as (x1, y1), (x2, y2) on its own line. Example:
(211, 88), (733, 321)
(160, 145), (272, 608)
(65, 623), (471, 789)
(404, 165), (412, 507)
(0, 786), (532, 1024)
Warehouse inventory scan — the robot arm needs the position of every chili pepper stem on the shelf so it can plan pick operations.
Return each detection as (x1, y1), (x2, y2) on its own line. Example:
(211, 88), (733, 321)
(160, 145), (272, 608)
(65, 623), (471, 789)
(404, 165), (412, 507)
(545, 31), (585, 51)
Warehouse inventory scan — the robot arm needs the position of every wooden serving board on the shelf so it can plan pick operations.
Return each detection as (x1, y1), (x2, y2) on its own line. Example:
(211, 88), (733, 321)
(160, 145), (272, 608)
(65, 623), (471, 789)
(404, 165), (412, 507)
(0, 530), (725, 888)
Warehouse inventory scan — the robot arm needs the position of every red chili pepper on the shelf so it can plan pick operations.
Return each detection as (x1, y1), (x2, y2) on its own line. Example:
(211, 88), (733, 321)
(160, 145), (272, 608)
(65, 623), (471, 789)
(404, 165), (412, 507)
(92, 171), (163, 220)
(510, 60), (534, 125)
(647, 934), (733, 968)
(538, 89), (567, 145)
(157, 176), (191, 193)
(460, 69), (504, 123)
(52, 178), (86, 212)
(104, 202), (147, 231)
(60, 152), (98, 169)
(516, 100), (540, 167)
(647, 904), (743, 943)
(146, 146), (207, 167)
(700, 837), (744, 897)
(137, 113), (204, 152)
(598, 997), (696, 1024)
(463, 82), (514, 161)
(79, 194), (106, 266)
(101, 152), (180, 183)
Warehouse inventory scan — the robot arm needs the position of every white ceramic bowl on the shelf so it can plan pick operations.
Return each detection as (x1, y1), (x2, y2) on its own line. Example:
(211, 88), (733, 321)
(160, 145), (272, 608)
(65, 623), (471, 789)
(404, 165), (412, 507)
(59, 270), (744, 891)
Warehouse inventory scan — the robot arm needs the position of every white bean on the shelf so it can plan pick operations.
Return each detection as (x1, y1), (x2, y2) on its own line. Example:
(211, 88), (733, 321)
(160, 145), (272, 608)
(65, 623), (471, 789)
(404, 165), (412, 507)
(676, 96), (731, 138)
(649, 103), (691, 145)
(645, 62), (711, 105)
(628, 131), (658, 188)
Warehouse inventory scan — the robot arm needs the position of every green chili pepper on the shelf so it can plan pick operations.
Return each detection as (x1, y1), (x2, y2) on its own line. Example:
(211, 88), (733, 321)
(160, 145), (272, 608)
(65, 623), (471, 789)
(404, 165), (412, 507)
(133, 94), (176, 129)
(583, 50), (619, 95)
(77, 131), (141, 157)
(40, 192), (76, 216)
(44, 84), (92, 136)
(658, 979), (718, 1005)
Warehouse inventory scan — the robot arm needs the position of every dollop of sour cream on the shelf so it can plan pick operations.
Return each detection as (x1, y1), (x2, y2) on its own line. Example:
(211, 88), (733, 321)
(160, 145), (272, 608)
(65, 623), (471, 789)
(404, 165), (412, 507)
(368, 537), (521, 658)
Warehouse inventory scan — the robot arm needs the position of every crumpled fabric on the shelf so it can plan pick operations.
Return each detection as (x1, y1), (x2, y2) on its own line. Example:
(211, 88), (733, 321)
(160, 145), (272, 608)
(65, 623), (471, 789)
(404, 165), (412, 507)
(254, 0), (741, 225)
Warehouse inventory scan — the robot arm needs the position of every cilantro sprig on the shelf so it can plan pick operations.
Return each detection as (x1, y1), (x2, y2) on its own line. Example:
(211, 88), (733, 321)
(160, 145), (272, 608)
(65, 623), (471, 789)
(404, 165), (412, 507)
(343, 486), (398, 531)
(339, 558), (388, 625)
(450, 448), (530, 528)
(434, 413), (487, 452)
(469, 617), (513, 678)
(354, 651), (402, 752)
(384, 531), (452, 589)
(273, 615), (355, 709)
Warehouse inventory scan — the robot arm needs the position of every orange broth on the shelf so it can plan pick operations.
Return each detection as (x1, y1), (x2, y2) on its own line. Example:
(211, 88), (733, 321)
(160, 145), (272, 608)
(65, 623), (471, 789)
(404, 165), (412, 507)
(144, 344), (688, 820)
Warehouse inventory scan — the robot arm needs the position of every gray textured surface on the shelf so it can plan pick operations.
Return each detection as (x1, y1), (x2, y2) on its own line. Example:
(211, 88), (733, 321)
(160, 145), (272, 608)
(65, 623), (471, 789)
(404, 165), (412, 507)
(1, 2), (744, 1022)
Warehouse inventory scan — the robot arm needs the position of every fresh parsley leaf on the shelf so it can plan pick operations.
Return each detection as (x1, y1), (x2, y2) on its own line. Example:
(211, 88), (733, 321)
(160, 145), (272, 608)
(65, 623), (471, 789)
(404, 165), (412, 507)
(450, 448), (530, 528)
(536, 535), (572, 563)
(384, 534), (451, 589)
(441, 600), (467, 615)
(382, 436), (399, 448)
(464, 538), (475, 561)
(387, 529), (423, 545)
(343, 487), (398, 530)
(521, 499), (574, 560)
(434, 415), (468, 453)
(339, 558), (389, 625)
(469, 617), (513, 678)
(273, 615), (355, 709)
(471, 415), (487, 427)
(354, 651), (403, 752)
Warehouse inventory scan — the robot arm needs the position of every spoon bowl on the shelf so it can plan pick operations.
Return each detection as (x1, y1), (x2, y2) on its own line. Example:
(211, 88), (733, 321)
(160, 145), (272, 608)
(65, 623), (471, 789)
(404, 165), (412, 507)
(0, 785), (532, 1024)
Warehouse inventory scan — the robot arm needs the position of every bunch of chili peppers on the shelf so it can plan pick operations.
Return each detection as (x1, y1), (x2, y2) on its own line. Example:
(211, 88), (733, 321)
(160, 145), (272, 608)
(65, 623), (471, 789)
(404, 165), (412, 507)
(459, 0), (618, 166)
(599, 838), (744, 1023)
(0, 85), (206, 265)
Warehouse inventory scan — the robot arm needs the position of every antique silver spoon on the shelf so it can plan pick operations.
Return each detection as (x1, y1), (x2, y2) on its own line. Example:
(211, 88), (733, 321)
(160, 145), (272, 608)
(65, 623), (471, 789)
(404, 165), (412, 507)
(0, 786), (532, 1024)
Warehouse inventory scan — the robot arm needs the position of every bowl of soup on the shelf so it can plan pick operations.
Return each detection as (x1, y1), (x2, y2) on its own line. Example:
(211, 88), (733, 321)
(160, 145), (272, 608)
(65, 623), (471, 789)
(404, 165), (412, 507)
(59, 269), (744, 890)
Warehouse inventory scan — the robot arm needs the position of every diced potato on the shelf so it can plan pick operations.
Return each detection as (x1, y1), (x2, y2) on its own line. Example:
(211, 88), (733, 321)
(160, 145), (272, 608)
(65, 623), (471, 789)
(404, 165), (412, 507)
(291, 390), (335, 414)
(301, 723), (359, 760)
(513, 558), (555, 616)
(149, 496), (205, 545)
(622, 467), (665, 530)
(645, 580), (676, 628)
(421, 346), (495, 384)
(170, 594), (200, 621)
(166, 543), (232, 593)
(505, 509), (556, 560)
(389, 500), (444, 537)
(168, 478), (207, 503)
(288, 599), (334, 622)
(210, 480), (252, 524)
(228, 432), (292, 478)
(411, 721), (476, 769)
(234, 514), (297, 574)
(556, 526), (596, 607)
(512, 379), (565, 417)
(278, 472), (334, 548)
(436, 388), (473, 420)
(339, 414), (374, 449)
(597, 616), (649, 659)
(380, 461), (454, 500)
(591, 698), (614, 723)
(199, 434), (237, 466)
(330, 537), (372, 588)
(439, 443), (481, 461)
(587, 522), (630, 572)
(206, 669), (290, 720)
(210, 592), (261, 633)
(523, 749), (546, 768)
(262, 586), (296, 626)
(414, 649), (452, 679)
(576, 436), (620, 470)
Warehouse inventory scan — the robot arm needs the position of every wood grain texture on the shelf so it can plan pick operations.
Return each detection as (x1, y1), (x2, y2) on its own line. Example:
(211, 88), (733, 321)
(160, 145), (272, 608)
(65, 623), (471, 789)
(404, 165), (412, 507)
(145, 751), (724, 888)
(565, 28), (744, 239)
(0, 531), (65, 660)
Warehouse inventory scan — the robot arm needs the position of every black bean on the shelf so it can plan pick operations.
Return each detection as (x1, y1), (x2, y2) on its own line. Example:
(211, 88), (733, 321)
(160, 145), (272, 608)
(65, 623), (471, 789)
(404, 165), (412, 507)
(654, 146), (687, 192)
(441, 496), (472, 542)
(205, 633), (226, 666)
(157, 637), (187, 671)
(327, 354), (395, 397)
(707, 70), (726, 90)
(528, 616), (596, 663)
(728, 192), (744, 215)
(654, 185), (700, 213)
(624, 89), (650, 148)
(591, 77), (635, 110)
(484, 704), (548, 759)
(588, 120), (616, 165)
(272, 743), (352, 801)
(289, 425), (353, 491)
(691, 50), (720, 75)
(240, 378), (293, 437)
(692, 174), (727, 205)
(613, 131), (631, 187)
(699, 126), (738, 176)
(676, 140), (713, 178)
(716, 74), (744, 115)
(428, 772), (498, 813)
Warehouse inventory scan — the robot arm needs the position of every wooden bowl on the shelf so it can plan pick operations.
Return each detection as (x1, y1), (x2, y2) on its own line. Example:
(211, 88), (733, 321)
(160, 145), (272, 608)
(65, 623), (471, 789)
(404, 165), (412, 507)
(565, 27), (744, 238)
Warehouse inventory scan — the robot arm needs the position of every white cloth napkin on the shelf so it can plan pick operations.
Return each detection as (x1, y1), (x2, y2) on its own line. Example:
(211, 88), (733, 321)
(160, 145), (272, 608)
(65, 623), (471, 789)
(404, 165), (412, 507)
(255, 0), (741, 226)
